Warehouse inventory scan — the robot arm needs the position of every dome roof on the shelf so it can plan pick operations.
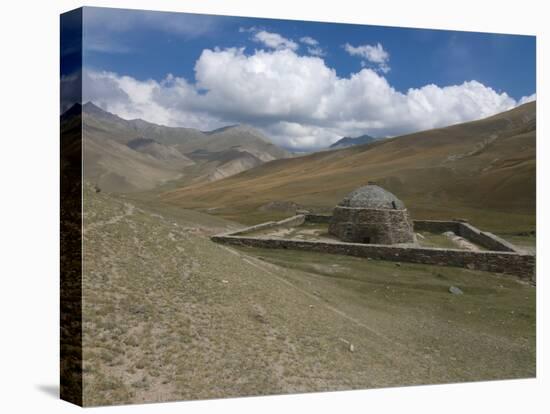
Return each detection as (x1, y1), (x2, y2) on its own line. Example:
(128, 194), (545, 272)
(338, 185), (406, 209)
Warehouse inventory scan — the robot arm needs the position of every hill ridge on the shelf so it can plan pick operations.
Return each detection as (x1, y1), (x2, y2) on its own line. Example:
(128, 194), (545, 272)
(163, 102), (536, 232)
(68, 102), (290, 192)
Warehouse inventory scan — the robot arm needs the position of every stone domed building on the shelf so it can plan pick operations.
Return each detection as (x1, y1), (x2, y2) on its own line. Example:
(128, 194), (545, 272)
(328, 184), (416, 245)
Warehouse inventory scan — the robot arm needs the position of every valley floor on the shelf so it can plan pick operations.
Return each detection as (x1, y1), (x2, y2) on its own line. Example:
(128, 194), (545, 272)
(81, 187), (535, 406)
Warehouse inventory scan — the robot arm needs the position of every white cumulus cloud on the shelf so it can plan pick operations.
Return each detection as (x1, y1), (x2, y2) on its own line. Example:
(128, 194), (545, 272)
(252, 30), (298, 51)
(300, 36), (319, 46)
(344, 42), (391, 73)
(82, 47), (532, 150)
(307, 47), (325, 57)
(518, 93), (536, 105)
(299, 36), (325, 56)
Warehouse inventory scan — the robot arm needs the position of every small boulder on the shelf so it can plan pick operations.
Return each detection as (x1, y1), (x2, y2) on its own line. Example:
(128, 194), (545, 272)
(449, 286), (464, 295)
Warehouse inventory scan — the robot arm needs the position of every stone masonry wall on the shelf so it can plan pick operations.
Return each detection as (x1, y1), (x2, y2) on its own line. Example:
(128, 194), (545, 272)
(231, 215), (305, 236)
(413, 220), (460, 234)
(329, 207), (415, 244)
(457, 222), (520, 253)
(276, 214), (306, 228)
(304, 214), (332, 224)
(211, 235), (535, 282)
(214, 215), (535, 282)
(413, 220), (522, 253)
(229, 221), (279, 236)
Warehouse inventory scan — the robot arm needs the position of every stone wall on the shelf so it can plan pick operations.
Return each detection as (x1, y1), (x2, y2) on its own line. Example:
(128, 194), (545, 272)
(304, 214), (332, 224)
(329, 206), (415, 244)
(229, 220), (279, 236)
(413, 220), (522, 253)
(211, 235), (535, 282)
(213, 215), (535, 282)
(413, 220), (460, 234)
(229, 215), (305, 236)
(276, 214), (306, 228)
(457, 222), (521, 253)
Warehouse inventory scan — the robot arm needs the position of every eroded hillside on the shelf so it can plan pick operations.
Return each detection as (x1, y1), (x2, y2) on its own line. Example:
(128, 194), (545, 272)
(61, 102), (291, 192)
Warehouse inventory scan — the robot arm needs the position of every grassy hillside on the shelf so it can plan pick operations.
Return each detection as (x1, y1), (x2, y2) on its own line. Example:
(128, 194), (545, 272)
(82, 186), (535, 405)
(163, 102), (536, 233)
(82, 184), (534, 406)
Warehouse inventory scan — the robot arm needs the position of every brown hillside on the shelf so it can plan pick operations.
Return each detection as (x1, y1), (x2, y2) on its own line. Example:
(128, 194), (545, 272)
(163, 102), (536, 232)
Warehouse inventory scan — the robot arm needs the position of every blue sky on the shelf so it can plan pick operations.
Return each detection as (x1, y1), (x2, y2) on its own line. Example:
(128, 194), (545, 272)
(75, 6), (536, 150)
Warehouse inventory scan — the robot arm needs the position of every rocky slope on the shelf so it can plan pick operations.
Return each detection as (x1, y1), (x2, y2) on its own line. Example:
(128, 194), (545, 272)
(60, 102), (290, 192)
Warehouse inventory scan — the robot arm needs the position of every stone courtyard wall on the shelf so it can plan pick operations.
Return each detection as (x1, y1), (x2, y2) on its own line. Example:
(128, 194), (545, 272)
(213, 215), (535, 283)
(211, 235), (535, 282)
(456, 222), (521, 253)
(277, 214), (306, 228)
(413, 220), (460, 234)
(413, 220), (523, 253)
(229, 220), (279, 236)
(304, 214), (332, 224)
(231, 215), (305, 236)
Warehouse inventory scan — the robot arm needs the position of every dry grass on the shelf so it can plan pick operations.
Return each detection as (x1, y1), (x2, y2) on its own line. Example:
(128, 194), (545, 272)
(81, 185), (535, 406)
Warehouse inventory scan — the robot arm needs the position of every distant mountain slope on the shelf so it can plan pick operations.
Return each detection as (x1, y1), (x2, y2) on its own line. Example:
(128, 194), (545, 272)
(163, 102), (536, 232)
(199, 124), (289, 162)
(126, 137), (194, 169)
(80, 102), (288, 160)
(329, 134), (378, 149)
(61, 102), (290, 192)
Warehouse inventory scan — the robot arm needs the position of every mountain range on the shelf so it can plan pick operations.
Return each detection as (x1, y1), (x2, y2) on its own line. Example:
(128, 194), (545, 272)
(61, 100), (536, 232)
(61, 102), (291, 192)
